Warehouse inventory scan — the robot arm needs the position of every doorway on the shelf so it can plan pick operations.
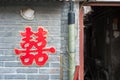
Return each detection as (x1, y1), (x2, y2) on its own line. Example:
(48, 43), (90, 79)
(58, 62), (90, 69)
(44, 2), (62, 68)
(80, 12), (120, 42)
(84, 6), (120, 80)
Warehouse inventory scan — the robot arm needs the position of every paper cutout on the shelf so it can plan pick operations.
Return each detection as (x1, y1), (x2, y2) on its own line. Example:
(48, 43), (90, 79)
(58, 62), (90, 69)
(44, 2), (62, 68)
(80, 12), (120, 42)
(14, 26), (56, 66)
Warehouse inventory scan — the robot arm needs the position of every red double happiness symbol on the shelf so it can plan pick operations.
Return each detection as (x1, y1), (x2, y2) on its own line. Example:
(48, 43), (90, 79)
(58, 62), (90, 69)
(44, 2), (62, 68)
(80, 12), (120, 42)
(14, 26), (56, 66)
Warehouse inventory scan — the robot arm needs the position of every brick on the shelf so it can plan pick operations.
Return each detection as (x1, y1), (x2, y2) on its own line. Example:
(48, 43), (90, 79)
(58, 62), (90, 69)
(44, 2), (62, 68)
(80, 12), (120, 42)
(0, 43), (15, 49)
(50, 79), (59, 80)
(0, 62), (3, 67)
(5, 79), (26, 80)
(49, 68), (60, 74)
(0, 20), (16, 25)
(0, 56), (16, 61)
(31, 63), (49, 67)
(36, 20), (61, 26)
(50, 63), (60, 67)
(36, 14), (61, 20)
(0, 26), (5, 31)
(16, 68), (38, 73)
(0, 31), (20, 38)
(0, 75), (4, 79)
(0, 31), (10, 37)
(39, 69), (50, 74)
(0, 68), (16, 73)
(5, 75), (26, 79)
(5, 62), (23, 67)
(3, 49), (14, 55)
(49, 55), (60, 62)
(0, 37), (17, 43)
(0, 50), (4, 55)
(1, 26), (17, 31)
(39, 68), (60, 74)
(27, 75), (49, 80)
(50, 75), (60, 79)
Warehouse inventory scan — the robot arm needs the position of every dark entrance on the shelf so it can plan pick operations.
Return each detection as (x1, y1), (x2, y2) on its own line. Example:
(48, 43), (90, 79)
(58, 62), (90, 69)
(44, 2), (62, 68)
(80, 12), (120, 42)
(84, 6), (120, 80)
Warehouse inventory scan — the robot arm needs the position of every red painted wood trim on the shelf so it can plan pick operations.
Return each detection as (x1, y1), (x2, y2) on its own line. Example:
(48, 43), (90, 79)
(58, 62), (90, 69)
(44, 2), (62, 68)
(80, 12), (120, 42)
(74, 65), (80, 80)
(79, 7), (84, 80)
(84, 2), (120, 6)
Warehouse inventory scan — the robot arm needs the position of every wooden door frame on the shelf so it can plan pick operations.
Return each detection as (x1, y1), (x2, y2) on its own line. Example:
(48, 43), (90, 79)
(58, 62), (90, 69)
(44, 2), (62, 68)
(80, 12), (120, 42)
(79, 2), (120, 80)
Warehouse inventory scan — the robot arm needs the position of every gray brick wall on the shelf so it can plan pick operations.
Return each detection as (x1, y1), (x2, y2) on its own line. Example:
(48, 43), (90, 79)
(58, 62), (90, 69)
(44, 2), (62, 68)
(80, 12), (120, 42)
(0, 1), (79, 80)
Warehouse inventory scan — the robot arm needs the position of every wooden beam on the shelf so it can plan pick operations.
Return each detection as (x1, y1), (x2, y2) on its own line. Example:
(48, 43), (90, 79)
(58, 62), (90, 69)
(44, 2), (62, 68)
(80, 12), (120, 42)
(84, 2), (120, 6)
(79, 7), (84, 80)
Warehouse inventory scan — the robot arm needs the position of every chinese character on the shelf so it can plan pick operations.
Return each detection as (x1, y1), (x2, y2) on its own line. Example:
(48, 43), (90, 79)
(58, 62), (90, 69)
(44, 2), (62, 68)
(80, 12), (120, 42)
(14, 26), (56, 66)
